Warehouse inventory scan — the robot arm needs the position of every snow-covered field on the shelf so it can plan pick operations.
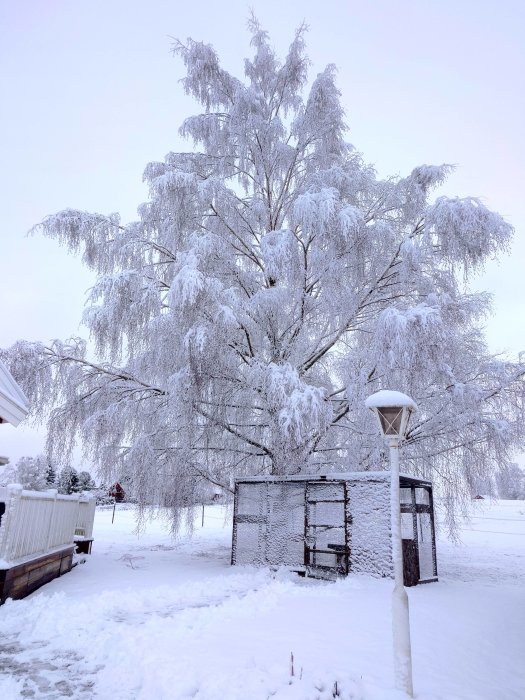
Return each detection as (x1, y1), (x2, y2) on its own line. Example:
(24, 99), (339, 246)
(0, 500), (524, 700)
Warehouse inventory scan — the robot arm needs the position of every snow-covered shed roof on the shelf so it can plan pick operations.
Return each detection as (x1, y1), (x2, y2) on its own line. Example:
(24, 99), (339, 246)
(235, 471), (431, 487)
(0, 361), (29, 427)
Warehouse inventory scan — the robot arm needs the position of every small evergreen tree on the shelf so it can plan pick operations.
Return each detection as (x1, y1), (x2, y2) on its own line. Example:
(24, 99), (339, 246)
(45, 463), (57, 487)
(69, 468), (80, 493)
(57, 466), (79, 494)
(77, 470), (96, 491)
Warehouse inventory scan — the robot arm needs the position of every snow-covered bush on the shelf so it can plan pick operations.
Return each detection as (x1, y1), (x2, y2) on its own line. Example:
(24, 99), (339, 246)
(0, 454), (50, 491)
(496, 463), (525, 500)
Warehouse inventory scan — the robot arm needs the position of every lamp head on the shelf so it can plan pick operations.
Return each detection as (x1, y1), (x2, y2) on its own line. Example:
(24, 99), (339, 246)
(365, 390), (417, 440)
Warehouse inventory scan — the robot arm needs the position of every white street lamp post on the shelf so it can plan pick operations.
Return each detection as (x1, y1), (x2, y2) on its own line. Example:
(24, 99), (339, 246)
(365, 390), (417, 698)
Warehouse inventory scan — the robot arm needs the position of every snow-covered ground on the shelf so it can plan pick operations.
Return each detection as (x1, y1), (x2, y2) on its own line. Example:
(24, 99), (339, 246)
(0, 500), (524, 700)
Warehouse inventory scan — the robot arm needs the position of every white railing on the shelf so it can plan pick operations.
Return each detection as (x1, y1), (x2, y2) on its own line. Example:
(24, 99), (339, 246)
(0, 485), (96, 567)
(76, 497), (96, 539)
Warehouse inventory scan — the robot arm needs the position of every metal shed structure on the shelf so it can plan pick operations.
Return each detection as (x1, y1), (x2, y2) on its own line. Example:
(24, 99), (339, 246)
(231, 472), (437, 585)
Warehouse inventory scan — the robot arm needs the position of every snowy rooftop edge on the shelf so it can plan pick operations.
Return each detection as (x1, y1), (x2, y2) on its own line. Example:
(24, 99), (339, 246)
(0, 360), (30, 426)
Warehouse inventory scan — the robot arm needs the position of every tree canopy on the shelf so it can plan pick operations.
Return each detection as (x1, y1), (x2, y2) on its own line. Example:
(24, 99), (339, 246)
(0, 454), (48, 491)
(3, 21), (524, 532)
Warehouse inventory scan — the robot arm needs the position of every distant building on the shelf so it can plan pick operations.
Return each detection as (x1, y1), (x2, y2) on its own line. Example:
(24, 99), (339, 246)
(109, 482), (126, 502)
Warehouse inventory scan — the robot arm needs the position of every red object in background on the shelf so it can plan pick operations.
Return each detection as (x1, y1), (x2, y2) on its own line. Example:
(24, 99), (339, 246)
(109, 482), (125, 502)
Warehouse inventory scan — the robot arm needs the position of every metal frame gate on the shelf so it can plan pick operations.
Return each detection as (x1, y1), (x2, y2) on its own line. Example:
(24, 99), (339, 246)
(304, 480), (349, 579)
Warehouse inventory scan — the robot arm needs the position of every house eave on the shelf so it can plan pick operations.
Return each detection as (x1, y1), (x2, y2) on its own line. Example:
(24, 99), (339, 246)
(0, 361), (29, 427)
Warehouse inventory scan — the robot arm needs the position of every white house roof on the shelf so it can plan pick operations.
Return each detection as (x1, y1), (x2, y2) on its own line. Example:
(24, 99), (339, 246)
(0, 361), (29, 427)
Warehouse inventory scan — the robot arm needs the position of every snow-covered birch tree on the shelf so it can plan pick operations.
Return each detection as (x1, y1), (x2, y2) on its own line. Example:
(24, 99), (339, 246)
(0, 454), (48, 490)
(3, 21), (524, 530)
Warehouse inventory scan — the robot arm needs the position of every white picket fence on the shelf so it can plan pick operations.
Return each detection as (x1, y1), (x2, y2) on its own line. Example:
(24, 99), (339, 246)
(0, 485), (96, 567)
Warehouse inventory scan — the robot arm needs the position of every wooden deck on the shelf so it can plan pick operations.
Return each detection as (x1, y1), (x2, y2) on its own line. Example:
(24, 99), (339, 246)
(0, 546), (74, 604)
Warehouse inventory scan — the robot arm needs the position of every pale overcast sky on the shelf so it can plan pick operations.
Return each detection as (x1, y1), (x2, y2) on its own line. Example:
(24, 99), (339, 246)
(1, 0), (524, 466)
